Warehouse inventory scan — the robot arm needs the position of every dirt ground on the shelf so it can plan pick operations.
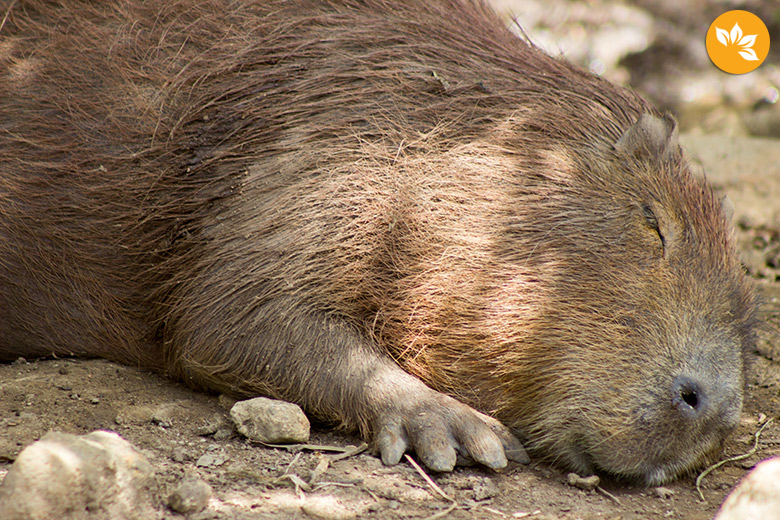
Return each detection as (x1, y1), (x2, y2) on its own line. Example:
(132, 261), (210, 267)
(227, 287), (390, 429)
(0, 135), (778, 520)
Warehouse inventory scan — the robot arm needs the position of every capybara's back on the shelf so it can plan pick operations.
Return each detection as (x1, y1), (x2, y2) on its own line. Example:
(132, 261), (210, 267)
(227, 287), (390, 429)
(0, 0), (757, 483)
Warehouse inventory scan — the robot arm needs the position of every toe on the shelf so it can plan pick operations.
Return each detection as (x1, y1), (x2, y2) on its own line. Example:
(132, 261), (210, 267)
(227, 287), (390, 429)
(376, 423), (408, 466)
(457, 430), (508, 470)
(414, 427), (457, 472)
(503, 437), (530, 464)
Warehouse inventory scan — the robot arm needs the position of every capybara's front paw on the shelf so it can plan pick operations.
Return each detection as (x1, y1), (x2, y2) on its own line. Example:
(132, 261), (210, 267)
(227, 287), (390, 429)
(372, 390), (528, 472)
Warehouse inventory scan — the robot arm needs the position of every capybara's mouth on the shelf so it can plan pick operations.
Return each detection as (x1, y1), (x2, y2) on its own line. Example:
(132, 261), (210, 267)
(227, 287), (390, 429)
(570, 438), (723, 486)
(619, 451), (714, 486)
(546, 417), (729, 486)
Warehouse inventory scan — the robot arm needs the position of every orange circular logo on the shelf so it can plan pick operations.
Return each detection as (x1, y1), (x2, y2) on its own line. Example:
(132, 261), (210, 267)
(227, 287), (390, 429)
(706, 10), (770, 74)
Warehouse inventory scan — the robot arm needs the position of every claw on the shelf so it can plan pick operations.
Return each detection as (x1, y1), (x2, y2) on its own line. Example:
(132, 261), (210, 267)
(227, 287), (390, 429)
(504, 441), (530, 464)
(377, 423), (407, 466)
(370, 387), (528, 472)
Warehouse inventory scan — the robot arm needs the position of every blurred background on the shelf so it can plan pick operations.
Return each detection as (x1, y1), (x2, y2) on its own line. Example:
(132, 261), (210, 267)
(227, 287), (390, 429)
(491, 0), (780, 137)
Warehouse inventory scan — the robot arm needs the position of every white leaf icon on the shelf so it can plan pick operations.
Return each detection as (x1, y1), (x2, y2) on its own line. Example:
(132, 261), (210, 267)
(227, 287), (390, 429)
(738, 34), (756, 48)
(739, 48), (759, 61)
(730, 22), (742, 44)
(716, 27), (730, 46)
(713, 21), (761, 63)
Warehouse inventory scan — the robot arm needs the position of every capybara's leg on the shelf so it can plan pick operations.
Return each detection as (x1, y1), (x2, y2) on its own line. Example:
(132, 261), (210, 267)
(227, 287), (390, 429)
(169, 297), (527, 471)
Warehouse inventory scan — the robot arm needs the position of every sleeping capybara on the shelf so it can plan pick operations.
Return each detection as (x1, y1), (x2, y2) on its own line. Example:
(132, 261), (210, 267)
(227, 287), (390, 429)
(0, 0), (757, 483)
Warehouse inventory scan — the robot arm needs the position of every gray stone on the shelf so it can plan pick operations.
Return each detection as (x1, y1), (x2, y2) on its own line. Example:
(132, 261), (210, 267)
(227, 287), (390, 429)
(715, 456), (780, 520)
(195, 452), (228, 468)
(472, 477), (500, 501)
(168, 477), (213, 514)
(0, 430), (159, 520)
(566, 472), (600, 491)
(230, 397), (310, 444)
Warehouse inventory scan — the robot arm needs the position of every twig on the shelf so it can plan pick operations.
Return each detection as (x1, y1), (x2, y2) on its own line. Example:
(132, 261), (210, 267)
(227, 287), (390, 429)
(308, 456), (330, 485)
(311, 481), (359, 490)
(596, 486), (621, 505)
(695, 417), (774, 501)
(404, 454), (454, 502)
(254, 441), (367, 454)
(273, 473), (311, 495)
(424, 501), (457, 520)
(404, 454), (465, 520)
(330, 442), (368, 461)
(364, 488), (381, 502)
(283, 452), (302, 475)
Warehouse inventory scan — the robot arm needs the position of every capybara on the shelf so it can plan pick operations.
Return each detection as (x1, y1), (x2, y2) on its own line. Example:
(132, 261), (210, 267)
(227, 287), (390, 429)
(0, 0), (757, 484)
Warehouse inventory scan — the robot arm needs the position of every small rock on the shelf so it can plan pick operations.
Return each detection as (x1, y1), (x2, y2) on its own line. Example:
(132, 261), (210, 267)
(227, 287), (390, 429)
(193, 416), (223, 436)
(0, 430), (160, 520)
(301, 495), (356, 520)
(171, 446), (194, 463)
(715, 456), (780, 520)
(168, 477), (213, 514)
(152, 404), (177, 427)
(115, 406), (156, 426)
(566, 472), (600, 491)
(195, 452), (228, 468)
(0, 439), (20, 461)
(213, 427), (234, 441)
(653, 486), (675, 499)
(472, 477), (500, 501)
(230, 397), (310, 444)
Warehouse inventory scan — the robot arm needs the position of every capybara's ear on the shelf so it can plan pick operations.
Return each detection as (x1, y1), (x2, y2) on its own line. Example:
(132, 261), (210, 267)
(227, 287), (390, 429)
(614, 113), (679, 162)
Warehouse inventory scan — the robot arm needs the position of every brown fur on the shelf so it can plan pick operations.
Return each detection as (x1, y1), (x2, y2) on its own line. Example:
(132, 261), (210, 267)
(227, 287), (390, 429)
(0, 0), (757, 483)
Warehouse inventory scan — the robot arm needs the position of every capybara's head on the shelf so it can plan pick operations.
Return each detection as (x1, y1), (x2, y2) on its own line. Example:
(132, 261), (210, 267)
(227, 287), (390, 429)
(484, 114), (754, 483)
(388, 112), (756, 485)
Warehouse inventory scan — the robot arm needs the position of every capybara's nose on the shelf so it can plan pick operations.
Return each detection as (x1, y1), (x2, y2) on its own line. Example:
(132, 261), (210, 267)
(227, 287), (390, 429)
(671, 374), (740, 431)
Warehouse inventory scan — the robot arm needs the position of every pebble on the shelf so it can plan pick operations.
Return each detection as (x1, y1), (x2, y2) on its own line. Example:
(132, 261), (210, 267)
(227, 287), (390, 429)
(0, 439), (20, 461)
(171, 446), (195, 463)
(472, 477), (500, 501)
(566, 472), (600, 491)
(195, 452), (228, 468)
(0, 430), (159, 520)
(653, 487), (675, 499)
(151, 404), (177, 427)
(230, 397), (310, 444)
(168, 477), (213, 514)
(193, 416), (223, 436)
